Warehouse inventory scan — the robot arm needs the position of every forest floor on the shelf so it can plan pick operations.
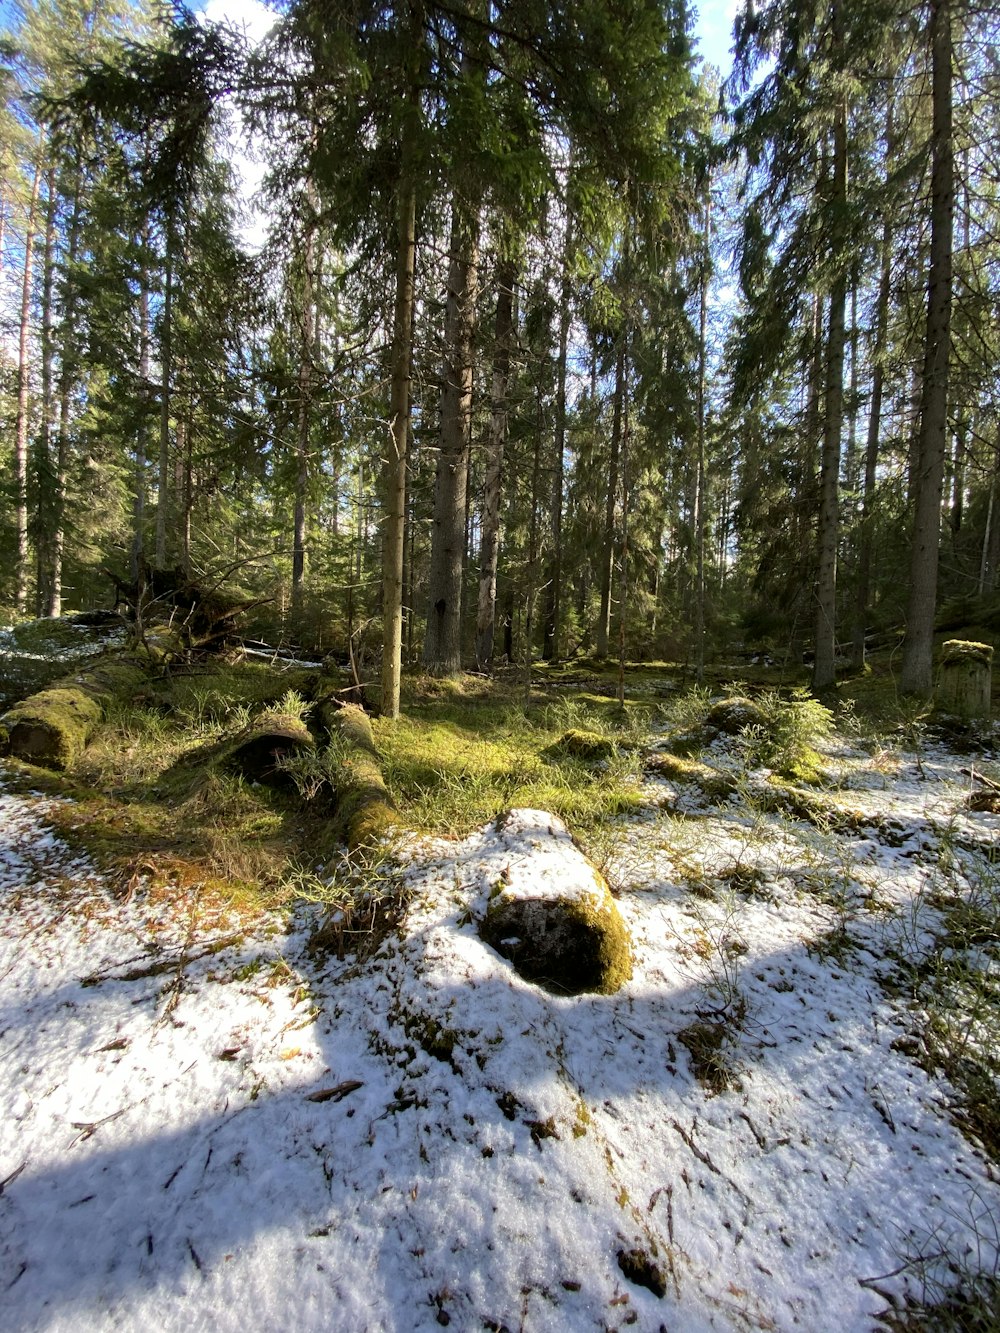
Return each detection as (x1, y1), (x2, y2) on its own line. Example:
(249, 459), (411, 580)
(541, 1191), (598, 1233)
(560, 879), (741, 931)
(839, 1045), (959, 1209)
(1, 637), (999, 1331)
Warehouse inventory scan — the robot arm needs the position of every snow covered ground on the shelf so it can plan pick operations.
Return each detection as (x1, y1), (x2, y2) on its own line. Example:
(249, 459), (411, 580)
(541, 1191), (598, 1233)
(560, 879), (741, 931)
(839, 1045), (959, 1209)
(1, 731), (999, 1332)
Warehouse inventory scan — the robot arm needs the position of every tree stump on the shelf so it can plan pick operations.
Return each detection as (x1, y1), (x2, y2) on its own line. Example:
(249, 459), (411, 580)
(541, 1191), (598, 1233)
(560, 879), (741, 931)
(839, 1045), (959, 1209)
(936, 640), (993, 725)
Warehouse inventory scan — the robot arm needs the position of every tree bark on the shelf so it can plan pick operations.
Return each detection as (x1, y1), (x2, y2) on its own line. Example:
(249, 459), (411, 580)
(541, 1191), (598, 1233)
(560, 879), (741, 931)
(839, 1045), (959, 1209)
(292, 196), (318, 616)
(422, 199), (479, 675)
(380, 161), (417, 717)
(14, 159), (42, 617)
(475, 259), (516, 671)
(812, 77), (848, 694)
(851, 100), (895, 670)
(596, 341), (626, 658)
(34, 162), (57, 615)
(155, 219), (175, 571)
(901, 0), (953, 696)
(542, 225), (572, 662)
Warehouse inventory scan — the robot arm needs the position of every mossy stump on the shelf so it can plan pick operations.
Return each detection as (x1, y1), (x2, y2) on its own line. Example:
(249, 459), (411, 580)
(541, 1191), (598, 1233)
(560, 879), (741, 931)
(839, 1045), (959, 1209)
(1, 658), (149, 770)
(478, 809), (632, 996)
(936, 640), (993, 725)
(319, 700), (399, 851)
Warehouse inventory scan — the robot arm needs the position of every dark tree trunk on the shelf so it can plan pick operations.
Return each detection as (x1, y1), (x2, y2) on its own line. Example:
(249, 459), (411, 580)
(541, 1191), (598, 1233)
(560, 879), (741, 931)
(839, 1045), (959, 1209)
(423, 200), (479, 675)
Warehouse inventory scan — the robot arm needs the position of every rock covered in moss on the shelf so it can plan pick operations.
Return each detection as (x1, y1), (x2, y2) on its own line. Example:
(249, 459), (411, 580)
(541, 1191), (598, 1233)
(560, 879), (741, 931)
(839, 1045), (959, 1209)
(478, 808), (632, 996)
(546, 728), (617, 762)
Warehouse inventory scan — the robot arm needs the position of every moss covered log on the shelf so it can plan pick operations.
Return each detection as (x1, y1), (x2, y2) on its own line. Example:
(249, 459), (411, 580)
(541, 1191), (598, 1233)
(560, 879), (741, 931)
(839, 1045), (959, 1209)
(318, 700), (399, 851)
(224, 712), (315, 785)
(478, 810), (632, 996)
(1, 658), (150, 769)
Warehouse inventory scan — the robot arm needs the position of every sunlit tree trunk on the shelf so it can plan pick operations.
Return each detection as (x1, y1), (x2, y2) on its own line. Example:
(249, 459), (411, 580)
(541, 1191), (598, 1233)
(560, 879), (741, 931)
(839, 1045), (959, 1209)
(901, 0), (953, 696)
(596, 341), (626, 658)
(812, 69), (848, 694)
(475, 259), (515, 670)
(14, 159), (42, 616)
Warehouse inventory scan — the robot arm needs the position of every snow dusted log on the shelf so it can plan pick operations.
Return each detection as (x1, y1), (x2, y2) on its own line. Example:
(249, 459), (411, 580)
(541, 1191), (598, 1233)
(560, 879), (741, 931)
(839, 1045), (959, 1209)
(0, 657), (149, 769)
(479, 808), (632, 996)
(318, 700), (398, 851)
(935, 639), (993, 724)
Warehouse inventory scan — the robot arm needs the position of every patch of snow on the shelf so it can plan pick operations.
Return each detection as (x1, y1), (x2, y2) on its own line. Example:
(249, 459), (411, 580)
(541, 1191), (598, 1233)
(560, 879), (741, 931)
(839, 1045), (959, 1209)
(1, 735), (999, 1331)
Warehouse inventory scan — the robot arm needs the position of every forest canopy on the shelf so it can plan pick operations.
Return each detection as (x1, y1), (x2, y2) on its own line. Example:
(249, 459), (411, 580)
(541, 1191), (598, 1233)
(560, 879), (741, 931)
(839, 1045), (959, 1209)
(0, 0), (998, 710)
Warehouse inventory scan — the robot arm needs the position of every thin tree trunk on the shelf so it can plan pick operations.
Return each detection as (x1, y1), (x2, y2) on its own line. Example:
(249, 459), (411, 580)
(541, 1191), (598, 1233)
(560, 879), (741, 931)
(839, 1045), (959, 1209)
(422, 199), (479, 675)
(14, 160), (42, 616)
(380, 103), (418, 716)
(47, 158), (84, 618)
(812, 77), (849, 694)
(596, 341), (626, 657)
(131, 235), (152, 585)
(901, 0), (953, 696)
(155, 222), (174, 570)
(542, 224), (572, 662)
(292, 202), (318, 616)
(694, 184), (710, 682)
(475, 259), (515, 670)
(34, 162), (57, 615)
(851, 101), (895, 670)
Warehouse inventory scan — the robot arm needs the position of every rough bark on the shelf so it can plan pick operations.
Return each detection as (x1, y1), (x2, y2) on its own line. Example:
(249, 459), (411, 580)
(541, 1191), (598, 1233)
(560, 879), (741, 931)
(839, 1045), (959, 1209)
(155, 224), (174, 570)
(851, 103), (894, 669)
(596, 342), (626, 658)
(422, 200), (479, 676)
(901, 0), (953, 697)
(542, 230), (572, 662)
(812, 84), (848, 694)
(14, 160), (42, 617)
(474, 260), (515, 671)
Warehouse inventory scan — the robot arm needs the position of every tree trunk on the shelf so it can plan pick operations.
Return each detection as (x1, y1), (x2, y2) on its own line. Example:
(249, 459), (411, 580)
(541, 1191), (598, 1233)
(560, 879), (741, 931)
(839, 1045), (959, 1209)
(34, 162), (57, 615)
(292, 201), (318, 616)
(422, 199), (479, 675)
(14, 159), (42, 617)
(46, 157), (84, 618)
(812, 81), (848, 694)
(542, 226), (572, 662)
(694, 184), (710, 681)
(475, 259), (516, 671)
(596, 341), (626, 658)
(155, 222), (175, 571)
(901, 0), (953, 697)
(131, 234), (152, 585)
(380, 156), (417, 716)
(851, 102), (895, 670)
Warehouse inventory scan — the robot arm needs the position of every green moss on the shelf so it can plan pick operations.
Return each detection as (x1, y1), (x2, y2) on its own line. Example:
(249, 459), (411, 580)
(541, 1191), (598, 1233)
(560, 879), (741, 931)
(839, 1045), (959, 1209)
(1, 658), (149, 770)
(941, 639), (994, 668)
(645, 752), (737, 799)
(481, 873), (632, 996)
(545, 728), (617, 761)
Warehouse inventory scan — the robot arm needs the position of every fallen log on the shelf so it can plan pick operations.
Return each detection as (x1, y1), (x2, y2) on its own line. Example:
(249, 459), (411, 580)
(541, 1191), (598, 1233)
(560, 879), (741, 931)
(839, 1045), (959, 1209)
(1, 657), (150, 770)
(316, 699), (398, 851)
(224, 711), (315, 786)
